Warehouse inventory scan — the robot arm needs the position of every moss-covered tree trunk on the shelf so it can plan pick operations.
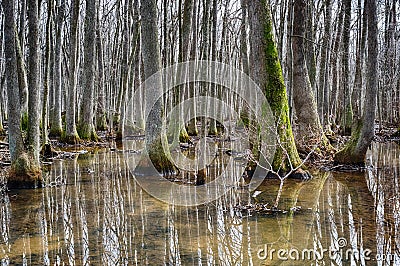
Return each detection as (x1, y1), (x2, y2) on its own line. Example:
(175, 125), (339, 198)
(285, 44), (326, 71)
(292, 0), (329, 152)
(4, 0), (41, 188)
(49, 0), (65, 137)
(249, 0), (302, 174)
(62, 0), (80, 144)
(77, 0), (98, 141)
(139, 0), (176, 175)
(334, 0), (378, 165)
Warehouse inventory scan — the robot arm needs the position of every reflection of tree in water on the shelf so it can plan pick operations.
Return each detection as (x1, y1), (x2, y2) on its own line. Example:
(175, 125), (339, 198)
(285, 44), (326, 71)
(0, 189), (10, 263)
(1, 143), (400, 264)
(366, 143), (400, 265)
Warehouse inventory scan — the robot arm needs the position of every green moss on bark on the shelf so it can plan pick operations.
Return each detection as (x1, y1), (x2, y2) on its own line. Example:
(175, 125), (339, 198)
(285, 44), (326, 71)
(343, 105), (353, 135)
(263, 8), (302, 173)
(21, 112), (29, 131)
(136, 137), (177, 176)
(77, 122), (99, 142)
(96, 113), (108, 131)
(60, 131), (81, 144)
(8, 152), (42, 189)
(179, 127), (191, 143)
(334, 121), (366, 165)
(49, 126), (63, 138)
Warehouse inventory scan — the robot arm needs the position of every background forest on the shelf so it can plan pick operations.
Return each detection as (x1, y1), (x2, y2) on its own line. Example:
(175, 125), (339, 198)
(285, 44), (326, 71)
(0, 0), (394, 187)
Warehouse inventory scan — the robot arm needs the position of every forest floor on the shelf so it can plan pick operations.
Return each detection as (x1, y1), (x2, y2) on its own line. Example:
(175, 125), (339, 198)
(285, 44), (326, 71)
(1, 124), (399, 179)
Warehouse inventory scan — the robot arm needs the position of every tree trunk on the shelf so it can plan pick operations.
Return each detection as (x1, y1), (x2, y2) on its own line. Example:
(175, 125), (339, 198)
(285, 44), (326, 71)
(27, 0), (41, 164)
(62, 0), (80, 143)
(329, 2), (345, 127)
(42, 0), (53, 145)
(249, 0), (302, 175)
(49, 0), (65, 137)
(208, 0), (218, 136)
(341, 0), (353, 135)
(177, 0), (194, 141)
(77, 0), (98, 141)
(95, 8), (107, 131)
(15, 27), (29, 125)
(4, 0), (41, 188)
(317, 0), (332, 126)
(334, 0), (378, 165)
(186, 0), (198, 136)
(117, 0), (139, 139)
(291, 0), (328, 152)
(139, 0), (176, 175)
(17, 0), (28, 120)
(351, 0), (367, 124)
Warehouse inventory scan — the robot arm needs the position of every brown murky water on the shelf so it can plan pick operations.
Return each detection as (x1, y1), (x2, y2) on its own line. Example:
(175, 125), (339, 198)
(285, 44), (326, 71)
(0, 142), (399, 265)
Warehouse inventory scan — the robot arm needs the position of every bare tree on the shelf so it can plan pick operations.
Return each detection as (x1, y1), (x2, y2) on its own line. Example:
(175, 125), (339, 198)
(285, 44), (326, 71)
(139, 0), (176, 174)
(334, 0), (378, 164)
(248, 0), (303, 176)
(340, 0), (353, 135)
(27, 0), (41, 164)
(4, 0), (41, 188)
(291, 0), (329, 152)
(49, 0), (65, 137)
(95, 6), (107, 131)
(77, 0), (98, 141)
(62, 0), (80, 143)
(318, 0), (332, 126)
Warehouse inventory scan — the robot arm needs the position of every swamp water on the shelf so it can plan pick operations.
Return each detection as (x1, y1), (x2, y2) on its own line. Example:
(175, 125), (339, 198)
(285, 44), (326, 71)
(0, 142), (399, 265)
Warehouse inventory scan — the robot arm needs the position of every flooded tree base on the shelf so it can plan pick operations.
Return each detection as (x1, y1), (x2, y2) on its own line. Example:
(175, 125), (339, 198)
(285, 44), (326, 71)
(135, 139), (178, 176)
(8, 153), (42, 189)
(60, 133), (81, 145)
(77, 123), (99, 142)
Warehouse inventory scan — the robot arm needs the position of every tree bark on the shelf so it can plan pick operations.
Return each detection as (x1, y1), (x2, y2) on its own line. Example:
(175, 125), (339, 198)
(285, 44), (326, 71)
(334, 0), (378, 165)
(49, 0), (65, 137)
(186, 0), (198, 136)
(77, 0), (98, 141)
(17, 0), (28, 119)
(27, 0), (41, 164)
(341, 0), (353, 135)
(351, 0), (367, 124)
(329, 2), (345, 127)
(318, 0), (332, 126)
(139, 0), (176, 175)
(15, 26), (29, 123)
(4, 0), (41, 188)
(95, 7), (107, 131)
(42, 0), (53, 145)
(291, 0), (328, 152)
(62, 0), (80, 143)
(249, 0), (302, 175)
